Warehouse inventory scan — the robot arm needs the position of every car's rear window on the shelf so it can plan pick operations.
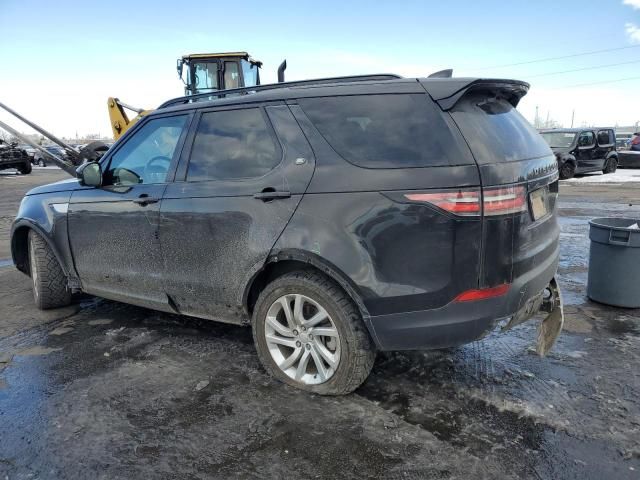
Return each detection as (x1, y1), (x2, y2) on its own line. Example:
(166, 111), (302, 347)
(450, 93), (552, 164)
(298, 94), (472, 168)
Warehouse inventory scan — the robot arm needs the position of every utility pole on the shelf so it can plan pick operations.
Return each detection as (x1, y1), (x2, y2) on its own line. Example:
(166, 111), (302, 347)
(535, 105), (539, 128)
(571, 110), (575, 128)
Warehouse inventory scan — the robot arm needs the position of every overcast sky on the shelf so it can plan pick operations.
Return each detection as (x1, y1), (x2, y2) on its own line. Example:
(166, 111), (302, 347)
(0, 0), (639, 139)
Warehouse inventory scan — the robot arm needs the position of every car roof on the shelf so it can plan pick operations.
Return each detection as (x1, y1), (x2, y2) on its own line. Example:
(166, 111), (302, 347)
(152, 76), (530, 116)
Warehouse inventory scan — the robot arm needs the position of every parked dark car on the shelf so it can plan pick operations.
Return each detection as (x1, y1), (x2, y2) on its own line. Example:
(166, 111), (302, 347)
(539, 128), (618, 179)
(0, 140), (32, 174)
(11, 76), (563, 394)
(33, 145), (65, 166)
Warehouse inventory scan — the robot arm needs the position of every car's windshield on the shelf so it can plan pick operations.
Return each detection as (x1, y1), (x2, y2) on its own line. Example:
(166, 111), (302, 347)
(540, 131), (577, 148)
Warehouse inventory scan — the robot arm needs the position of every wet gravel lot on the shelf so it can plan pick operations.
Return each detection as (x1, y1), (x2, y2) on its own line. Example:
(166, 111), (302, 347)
(1, 169), (639, 479)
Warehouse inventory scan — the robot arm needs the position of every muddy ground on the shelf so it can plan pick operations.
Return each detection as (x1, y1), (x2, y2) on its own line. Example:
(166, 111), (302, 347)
(0, 168), (639, 479)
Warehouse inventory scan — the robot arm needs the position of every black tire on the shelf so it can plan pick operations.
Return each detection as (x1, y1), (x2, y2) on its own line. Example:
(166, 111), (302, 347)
(37, 159), (46, 167)
(28, 230), (72, 309)
(18, 161), (32, 175)
(252, 271), (376, 395)
(603, 157), (617, 174)
(559, 161), (576, 180)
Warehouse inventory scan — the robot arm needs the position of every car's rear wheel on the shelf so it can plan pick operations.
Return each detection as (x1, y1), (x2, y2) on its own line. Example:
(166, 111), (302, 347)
(252, 271), (376, 395)
(603, 157), (617, 174)
(18, 162), (32, 175)
(38, 159), (46, 167)
(28, 230), (72, 309)
(559, 161), (576, 180)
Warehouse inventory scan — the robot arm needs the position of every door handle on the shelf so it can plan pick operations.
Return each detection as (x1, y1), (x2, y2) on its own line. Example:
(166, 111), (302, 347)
(132, 194), (160, 206)
(253, 190), (291, 201)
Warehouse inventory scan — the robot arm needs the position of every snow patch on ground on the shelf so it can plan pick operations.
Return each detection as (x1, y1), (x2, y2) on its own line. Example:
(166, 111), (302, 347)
(563, 168), (640, 184)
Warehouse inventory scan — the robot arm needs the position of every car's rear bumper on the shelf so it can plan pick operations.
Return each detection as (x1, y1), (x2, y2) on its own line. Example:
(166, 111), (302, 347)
(368, 243), (559, 351)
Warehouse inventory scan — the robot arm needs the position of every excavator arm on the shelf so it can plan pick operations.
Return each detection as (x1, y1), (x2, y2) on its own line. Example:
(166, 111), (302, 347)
(107, 97), (153, 140)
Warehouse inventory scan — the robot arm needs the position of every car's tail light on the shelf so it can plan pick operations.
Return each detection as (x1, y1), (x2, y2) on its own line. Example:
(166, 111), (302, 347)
(403, 185), (527, 216)
(483, 186), (527, 216)
(404, 190), (480, 216)
(454, 283), (510, 302)
(632, 136), (640, 145)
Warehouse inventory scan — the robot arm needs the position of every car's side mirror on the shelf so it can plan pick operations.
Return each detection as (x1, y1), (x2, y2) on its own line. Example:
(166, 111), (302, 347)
(76, 161), (102, 187)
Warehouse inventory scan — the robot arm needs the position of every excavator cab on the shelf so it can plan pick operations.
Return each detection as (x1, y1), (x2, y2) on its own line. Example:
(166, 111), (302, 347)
(109, 51), (268, 140)
(176, 52), (262, 95)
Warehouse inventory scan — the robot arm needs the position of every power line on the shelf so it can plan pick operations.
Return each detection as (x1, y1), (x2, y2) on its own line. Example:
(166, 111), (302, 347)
(527, 59), (640, 78)
(474, 45), (640, 70)
(552, 75), (640, 89)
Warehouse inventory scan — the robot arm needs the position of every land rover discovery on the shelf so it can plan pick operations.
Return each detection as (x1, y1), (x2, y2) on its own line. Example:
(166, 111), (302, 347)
(11, 76), (563, 394)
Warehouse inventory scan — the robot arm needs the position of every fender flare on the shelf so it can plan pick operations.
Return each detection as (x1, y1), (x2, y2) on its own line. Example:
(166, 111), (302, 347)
(240, 248), (378, 343)
(11, 219), (69, 277)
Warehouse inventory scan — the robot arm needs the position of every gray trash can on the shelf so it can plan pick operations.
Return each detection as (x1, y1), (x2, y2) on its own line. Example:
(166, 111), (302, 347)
(587, 217), (640, 308)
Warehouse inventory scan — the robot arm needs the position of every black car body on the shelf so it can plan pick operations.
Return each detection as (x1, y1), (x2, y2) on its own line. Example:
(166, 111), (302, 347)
(540, 128), (618, 179)
(11, 76), (563, 394)
(0, 140), (32, 174)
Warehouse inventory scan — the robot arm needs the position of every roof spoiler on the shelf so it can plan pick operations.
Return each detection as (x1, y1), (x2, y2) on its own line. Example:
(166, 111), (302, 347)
(422, 78), (530, 110)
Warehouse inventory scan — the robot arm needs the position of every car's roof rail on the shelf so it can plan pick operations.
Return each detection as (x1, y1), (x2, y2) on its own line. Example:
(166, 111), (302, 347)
(157, 74), (402, 109)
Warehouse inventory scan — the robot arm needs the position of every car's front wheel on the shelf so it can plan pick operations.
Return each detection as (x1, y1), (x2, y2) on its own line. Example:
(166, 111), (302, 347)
(603, 157), (617, 174)
(37, 159), (46, 167)
(559, 161), (576, 180)
(28, 230), (72, 309)
(252, 271), (376, 395)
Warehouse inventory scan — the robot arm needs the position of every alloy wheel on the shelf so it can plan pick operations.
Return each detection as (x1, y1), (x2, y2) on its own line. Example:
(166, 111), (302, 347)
(264, 294), (341, 385)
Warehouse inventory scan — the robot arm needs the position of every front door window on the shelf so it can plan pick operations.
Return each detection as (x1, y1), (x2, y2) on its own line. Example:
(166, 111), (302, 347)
(103, 115), (188, 186)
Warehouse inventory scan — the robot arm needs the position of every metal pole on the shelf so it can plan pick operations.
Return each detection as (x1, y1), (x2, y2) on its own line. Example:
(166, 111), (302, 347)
(0, 101), (78, 160)
(0, 120), (77, 176)
(571, 109), (575, 128)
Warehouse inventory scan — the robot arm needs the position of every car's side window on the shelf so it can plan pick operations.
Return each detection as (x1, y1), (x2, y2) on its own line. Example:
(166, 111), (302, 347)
(597, 130), (613, 147)
(103, 115), (188, 186)
(578, 131), (595, 148)
(186, 108), (281, 182)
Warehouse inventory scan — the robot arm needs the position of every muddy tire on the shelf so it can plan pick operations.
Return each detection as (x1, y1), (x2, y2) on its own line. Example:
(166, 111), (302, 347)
(603, 157), (617, 174)
(252, 271), (376, 395)
(559, 161), (576, 180)
(28, 230), (71, 309)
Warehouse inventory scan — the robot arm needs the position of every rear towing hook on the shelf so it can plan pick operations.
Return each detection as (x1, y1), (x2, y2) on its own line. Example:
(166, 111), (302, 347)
(502, 278), (564, 356)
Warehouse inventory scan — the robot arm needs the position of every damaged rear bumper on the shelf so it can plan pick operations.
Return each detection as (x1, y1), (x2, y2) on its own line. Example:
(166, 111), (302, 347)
(502, 277), (564, 356)
(369, 249), (562, 352)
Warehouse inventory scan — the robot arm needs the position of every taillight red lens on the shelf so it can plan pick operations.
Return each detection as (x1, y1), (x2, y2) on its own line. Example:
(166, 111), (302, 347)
(454, 284), (510, 302)
(483, 185), (527, 216)
(404, 190), (480, 216)
(632, 136), (640, 145)
(403, 185), (526, 216)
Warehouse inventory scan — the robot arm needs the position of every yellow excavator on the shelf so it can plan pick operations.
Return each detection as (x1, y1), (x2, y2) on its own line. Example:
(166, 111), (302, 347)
(107, 52), (269, 140)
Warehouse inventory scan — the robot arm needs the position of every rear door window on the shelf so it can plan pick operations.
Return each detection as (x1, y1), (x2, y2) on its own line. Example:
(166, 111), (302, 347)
(298, 94), (472, 168)
(187, 108), (281, 181)
(450, 93), (552, 164)
(597, 129), (613, 146)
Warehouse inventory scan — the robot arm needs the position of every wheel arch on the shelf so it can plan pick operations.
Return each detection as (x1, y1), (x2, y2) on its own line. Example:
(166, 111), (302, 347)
(242, 249), (374, 338)
(11, 220), (69, 277)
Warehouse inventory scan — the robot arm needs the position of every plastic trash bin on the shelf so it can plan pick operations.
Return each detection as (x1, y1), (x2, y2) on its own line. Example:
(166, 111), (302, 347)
(587, 217), (640, 308)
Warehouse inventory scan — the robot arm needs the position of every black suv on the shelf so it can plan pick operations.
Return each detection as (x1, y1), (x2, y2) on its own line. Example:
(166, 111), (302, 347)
(0, 140), (32, 174)
(11, 76), (563, 394)
(539, 128), (618, 179)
